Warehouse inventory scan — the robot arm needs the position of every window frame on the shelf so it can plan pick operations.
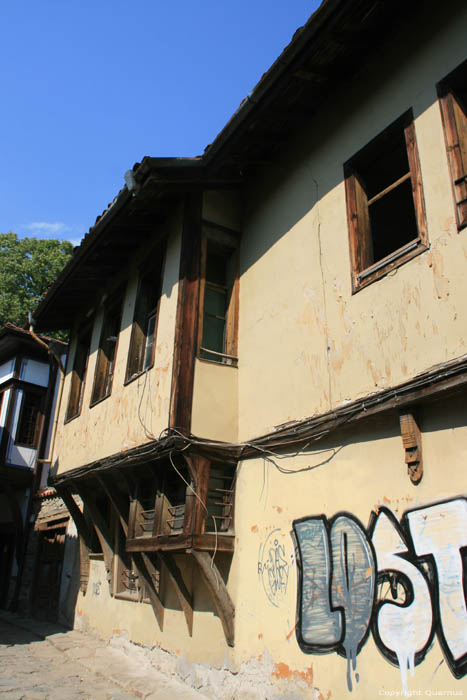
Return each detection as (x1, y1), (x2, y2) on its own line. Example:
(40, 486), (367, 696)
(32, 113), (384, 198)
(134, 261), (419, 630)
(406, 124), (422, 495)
(65, 321), (92, 423)
(437, 60), (467, 231)
(90, 292), (123, 406)
(14, 389), (44, 449)
(126, 458), (236, 554)
(125, 243), (166, 385)
(344, 110), (428, 293)
(197, 224), (239, 366)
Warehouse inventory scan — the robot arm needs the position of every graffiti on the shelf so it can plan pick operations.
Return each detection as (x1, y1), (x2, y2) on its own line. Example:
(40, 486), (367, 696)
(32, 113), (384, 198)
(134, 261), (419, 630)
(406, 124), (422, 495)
(92, 580), (101, 596)
(258, 529), (291, 608)
(293, 498), (467, 696)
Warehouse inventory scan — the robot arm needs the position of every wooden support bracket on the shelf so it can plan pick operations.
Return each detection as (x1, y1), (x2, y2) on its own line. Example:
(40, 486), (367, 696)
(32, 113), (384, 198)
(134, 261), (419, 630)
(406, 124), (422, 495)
(96, 473), (165, 631)
(56, 486), (93, 593)
(158, 551), (194, 637)
(133, 552), (164, 631)
(399, 411), (423, 485)
(97, 474), (129, 537)
(191, 550), (235, 647)
(74, 483), (114, 592)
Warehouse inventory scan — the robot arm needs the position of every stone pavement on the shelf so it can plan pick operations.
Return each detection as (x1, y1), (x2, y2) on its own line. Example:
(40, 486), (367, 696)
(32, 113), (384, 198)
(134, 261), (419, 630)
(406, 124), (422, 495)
(0, 611), (205, 700)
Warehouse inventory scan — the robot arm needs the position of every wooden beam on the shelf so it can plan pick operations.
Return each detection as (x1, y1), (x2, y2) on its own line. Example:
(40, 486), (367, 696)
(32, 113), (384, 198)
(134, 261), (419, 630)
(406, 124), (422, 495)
(56, 486), (92, 594)
(96, 473), (129, 537)
(158, 551), (194, 637)
(56, 486), (92, 546)
(133, 552), (164, 631)
(399, 411), (423, 485)
(96, 474), (165, 631)
(74, 483), (114, 592)
(169, 192), (202, 431)
(191, 550), (235, 647)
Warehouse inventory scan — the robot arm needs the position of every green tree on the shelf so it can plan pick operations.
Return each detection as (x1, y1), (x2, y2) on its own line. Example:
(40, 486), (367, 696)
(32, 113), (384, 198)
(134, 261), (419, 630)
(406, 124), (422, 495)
(0, 232), (73, 330)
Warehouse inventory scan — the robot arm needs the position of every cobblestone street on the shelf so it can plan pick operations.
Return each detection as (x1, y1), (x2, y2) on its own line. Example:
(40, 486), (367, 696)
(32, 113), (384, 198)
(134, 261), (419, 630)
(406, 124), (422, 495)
(0, 612), (204, 700)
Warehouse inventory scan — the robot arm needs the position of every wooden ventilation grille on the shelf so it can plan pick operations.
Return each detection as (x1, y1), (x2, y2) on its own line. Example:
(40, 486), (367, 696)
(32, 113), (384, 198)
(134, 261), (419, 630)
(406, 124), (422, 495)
(166, 504), (185, 534)
(205, 464), (235, 533)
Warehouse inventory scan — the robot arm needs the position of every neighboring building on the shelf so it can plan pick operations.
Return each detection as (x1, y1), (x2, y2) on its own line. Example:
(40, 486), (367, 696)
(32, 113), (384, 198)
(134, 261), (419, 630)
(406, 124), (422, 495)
(32, 0), (467, 696)
(0, 324), (67, 614)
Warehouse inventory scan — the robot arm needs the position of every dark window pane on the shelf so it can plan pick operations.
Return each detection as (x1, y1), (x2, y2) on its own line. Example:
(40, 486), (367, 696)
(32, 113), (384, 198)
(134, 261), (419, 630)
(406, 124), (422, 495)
(205, 286), (226, 317)
(206, 251), (227, 286)
(16, 393), (41, 447)
(369, 179), (418, 262)
(202, 316), (225, 354)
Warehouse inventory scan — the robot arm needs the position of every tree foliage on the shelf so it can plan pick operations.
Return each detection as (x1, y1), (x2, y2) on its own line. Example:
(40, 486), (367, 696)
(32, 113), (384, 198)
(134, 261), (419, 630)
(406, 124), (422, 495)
(0, 232), (73, 331)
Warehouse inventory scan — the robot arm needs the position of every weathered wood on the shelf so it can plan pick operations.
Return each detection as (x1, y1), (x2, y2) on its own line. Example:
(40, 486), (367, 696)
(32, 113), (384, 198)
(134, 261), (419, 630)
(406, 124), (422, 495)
(55, 487), (92, 547)
(132, 552), (164, 631)
(191, 550), (235, 647)
(399, 411), (423, 485)
(158, 551), (194, 636)
(97, 473), (129, 537)
(367, 171), (411, 206)
(74, 483), (114, 591)
(169, 192), (202, 431)
(439, 90), (467, 229)
(125, 533), (235, 553)
(404, 120), (428, 244)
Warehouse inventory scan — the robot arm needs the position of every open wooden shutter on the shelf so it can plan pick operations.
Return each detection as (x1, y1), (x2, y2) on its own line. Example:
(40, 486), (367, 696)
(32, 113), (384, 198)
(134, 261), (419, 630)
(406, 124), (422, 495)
(439, 90), (467, 229)
(345, 169), (372, 285)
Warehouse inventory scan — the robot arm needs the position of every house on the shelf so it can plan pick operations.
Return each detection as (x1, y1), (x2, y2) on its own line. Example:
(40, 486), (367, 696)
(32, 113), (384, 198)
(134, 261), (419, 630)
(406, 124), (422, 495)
(0, 323), (68, 616)
(32, 0), (467, 696)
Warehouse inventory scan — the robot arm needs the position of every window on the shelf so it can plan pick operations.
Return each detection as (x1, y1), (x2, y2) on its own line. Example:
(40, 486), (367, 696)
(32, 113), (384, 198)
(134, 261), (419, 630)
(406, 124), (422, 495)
(91, 293), (123, 405)
(15, 391), (42, 447)
(126, 244), (165, 382)
(198, 228), (239, 365)
(65, 322), (92, 421)
(345, 110), (428, 291)
(438, 60), (467, 230)
(126, 458), (236, 554)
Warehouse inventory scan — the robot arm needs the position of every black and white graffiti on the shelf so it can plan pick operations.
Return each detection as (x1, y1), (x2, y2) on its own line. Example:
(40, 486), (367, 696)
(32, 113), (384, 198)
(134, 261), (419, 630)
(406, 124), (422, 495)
(293, 498), (467, 695)
(258, 529), (291, 608)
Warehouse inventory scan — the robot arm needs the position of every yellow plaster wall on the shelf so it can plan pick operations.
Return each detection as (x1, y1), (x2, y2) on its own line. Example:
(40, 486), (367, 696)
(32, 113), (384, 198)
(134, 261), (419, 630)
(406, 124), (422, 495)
(191, 359), (238, 442)
(231, 395), (467, 697)
(190, 190), (241, 441)
(75, 554), (234, 667)
(53, 210), (182, 475)
(238, 7), (467, 440)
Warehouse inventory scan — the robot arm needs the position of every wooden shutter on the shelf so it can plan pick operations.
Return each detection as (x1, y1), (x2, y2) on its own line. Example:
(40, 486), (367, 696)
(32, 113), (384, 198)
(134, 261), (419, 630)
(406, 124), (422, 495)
(345, 170), (372, 285)
(439, 91), (467, 229)
(404, 120), (428, 242)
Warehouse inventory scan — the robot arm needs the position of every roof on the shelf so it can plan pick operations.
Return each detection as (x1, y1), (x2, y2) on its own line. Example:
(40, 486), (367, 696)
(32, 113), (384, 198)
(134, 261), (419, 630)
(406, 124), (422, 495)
(34, 0), (435, 331)
(0, 323), (67, 365)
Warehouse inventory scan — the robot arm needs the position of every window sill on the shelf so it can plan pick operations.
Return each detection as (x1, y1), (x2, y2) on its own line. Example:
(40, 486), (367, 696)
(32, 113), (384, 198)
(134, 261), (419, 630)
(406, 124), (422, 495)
(126, 533), (235, 553)
(123, 364), (155, 387)
(197, 349), (238, 368)
(64, 412), (81, 425)
(89, 392), (111, 409)
(89, 553), (104, 560)
(352, 239), (429, 293)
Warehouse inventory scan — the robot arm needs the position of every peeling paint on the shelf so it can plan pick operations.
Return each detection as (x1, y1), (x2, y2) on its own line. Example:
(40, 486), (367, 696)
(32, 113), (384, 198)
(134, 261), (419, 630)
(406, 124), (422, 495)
(272, 661), (314, 688)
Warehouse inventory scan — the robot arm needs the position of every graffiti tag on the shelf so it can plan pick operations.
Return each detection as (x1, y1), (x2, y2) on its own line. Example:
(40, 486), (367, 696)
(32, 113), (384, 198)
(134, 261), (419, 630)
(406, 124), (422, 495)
(258, 529), (290, 608)
(293, 498), (467, 696)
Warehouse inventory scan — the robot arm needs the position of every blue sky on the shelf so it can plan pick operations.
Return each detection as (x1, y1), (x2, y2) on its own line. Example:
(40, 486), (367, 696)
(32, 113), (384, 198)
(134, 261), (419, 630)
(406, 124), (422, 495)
(0, 1), (319, 247)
